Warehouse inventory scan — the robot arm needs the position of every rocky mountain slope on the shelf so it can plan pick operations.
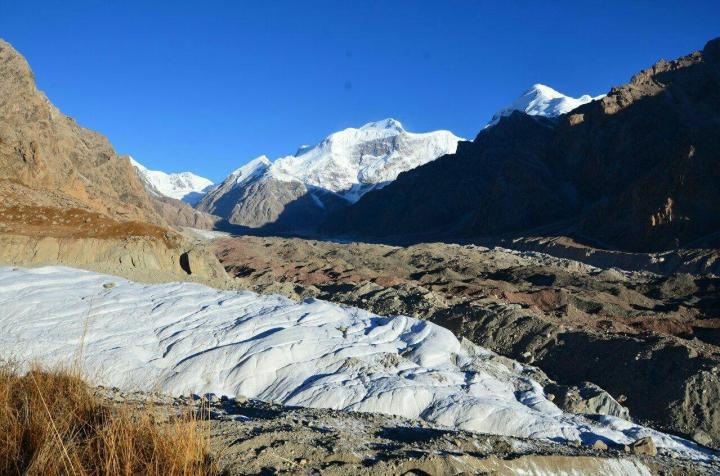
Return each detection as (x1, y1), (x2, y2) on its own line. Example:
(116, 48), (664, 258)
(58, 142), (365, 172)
(0, 39), (223, 280)
(130, 157), (213, 205)
(0, 39), (162, 224)
(329, 38), (720, 253)
(197, 119), (462, 232)
(486, 83), (602, 127)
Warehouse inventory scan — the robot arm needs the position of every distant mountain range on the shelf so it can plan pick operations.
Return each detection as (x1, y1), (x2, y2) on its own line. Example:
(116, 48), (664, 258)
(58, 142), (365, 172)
(76, 37), (720, 254)
(130, 157), (214, 205)
(137, 85), (598, 233)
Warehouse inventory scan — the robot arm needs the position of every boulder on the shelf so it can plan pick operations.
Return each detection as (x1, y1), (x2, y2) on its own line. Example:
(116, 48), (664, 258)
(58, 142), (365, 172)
(545, 382), (630, 419)
(629, 437), (657, 456)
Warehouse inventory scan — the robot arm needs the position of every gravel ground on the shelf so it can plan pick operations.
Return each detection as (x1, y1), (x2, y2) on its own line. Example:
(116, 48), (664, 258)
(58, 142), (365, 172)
(95, 387), (718, 476)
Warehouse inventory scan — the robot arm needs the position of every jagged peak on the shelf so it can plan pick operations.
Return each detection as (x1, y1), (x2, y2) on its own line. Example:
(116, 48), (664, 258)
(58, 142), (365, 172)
(358, 118), (405, 131)
(230, 155), (271, 184)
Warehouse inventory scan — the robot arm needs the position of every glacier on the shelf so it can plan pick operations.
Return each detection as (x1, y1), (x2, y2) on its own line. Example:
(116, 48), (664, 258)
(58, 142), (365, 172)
(0, 265), (714, 462)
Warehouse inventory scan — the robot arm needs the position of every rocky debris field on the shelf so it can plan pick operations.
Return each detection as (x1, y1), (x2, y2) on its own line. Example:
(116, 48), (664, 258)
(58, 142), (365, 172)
(96, 387), (716, 476)
(214, 235), (720, 449)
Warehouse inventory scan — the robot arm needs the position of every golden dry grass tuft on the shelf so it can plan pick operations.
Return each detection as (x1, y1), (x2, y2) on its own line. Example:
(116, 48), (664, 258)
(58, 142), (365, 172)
(0, 365), (217, 476)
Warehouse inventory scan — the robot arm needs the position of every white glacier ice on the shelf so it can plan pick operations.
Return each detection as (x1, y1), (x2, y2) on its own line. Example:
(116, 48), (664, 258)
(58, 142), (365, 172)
(0, 266), (713, 462)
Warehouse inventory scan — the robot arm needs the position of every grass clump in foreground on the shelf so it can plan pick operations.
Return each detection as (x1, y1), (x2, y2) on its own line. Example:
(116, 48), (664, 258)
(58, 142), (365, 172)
(0, 365), (217, 476)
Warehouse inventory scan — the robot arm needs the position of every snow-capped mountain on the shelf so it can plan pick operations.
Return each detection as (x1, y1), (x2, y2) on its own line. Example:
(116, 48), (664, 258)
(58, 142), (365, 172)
(227, 155), (272, 186)
(130, 157), (214, 205)
(197, 119), (462, 230)
(486, 84), (603, 127)
(268, 118), (462, 202)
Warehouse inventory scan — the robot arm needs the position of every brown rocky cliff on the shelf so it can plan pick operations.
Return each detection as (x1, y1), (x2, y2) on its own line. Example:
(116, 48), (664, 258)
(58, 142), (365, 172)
(0, 39), (220, 230)
(561, 37), (720, 250)
(0, 39), (227, 282)
(0, 39), (163, 223)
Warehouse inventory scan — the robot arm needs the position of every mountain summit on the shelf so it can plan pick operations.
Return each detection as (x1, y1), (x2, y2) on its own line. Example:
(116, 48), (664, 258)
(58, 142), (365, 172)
(486, 84), (602, 127)
(267, 118), (461, 202)
(197, 119), (462, 231)
(130, 158), (214, 205)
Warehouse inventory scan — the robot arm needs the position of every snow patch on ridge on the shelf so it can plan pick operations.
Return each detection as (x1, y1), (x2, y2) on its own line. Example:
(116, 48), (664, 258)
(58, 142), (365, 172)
(230, 155), (271, 185)
(0, 266), (713, 462)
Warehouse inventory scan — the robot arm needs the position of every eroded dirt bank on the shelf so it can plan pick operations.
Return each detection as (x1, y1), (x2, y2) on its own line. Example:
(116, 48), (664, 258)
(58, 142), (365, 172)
(0, 203), (228, 285)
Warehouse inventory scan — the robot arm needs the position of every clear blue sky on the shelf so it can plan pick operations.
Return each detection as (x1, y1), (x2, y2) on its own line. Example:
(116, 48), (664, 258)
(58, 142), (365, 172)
(2, 1), (718, 182)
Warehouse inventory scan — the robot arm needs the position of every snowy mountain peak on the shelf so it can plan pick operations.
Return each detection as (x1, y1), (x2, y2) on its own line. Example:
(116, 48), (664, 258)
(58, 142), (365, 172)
(527, 83), (564, 97)
(129, 156), (214, 205)
(359, 118), (405, 131)
(198, 120), (463, 229)
(231, 155), (271, 184)
(486, 84), (604, 127)
(266, 119), (463, 201)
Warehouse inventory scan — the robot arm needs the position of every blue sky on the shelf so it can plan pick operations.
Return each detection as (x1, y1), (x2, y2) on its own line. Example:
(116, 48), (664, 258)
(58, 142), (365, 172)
(2, 1), (718, 182)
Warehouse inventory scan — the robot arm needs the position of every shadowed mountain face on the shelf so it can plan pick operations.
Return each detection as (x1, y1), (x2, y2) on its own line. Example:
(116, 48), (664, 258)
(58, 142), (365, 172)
(328, 38), (720, 253)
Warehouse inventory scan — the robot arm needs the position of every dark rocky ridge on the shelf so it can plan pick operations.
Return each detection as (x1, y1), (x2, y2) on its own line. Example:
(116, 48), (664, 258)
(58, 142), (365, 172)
(327, 38), (720, 253)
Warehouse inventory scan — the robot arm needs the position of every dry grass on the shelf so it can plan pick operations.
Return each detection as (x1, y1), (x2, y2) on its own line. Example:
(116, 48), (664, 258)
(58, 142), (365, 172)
(0, 364), (217, 476)
(0, 205), (178, 246)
